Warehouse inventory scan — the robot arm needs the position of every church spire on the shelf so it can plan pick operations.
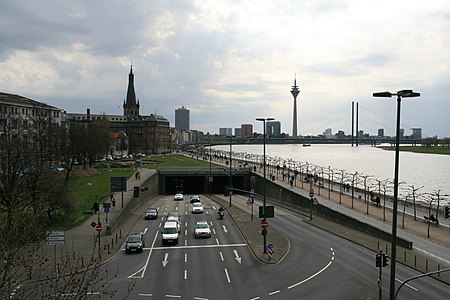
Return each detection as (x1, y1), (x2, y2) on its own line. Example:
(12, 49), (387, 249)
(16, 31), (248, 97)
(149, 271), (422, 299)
(123, 65), (140, 117)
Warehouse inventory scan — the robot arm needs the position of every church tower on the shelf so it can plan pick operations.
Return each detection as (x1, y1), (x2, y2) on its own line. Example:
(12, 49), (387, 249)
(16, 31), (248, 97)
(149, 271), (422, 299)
(123, 65), (140, 118)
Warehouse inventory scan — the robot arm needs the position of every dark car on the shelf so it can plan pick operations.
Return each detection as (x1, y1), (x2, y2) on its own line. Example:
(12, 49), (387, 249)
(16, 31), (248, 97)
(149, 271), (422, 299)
(125, 233), (145, 253)
(190, 195), (200, 203)
(144, 208), (158, 220)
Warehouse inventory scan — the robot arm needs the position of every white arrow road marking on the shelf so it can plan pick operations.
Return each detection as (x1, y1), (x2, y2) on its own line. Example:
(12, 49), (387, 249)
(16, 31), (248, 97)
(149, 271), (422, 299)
(128, 232), (159, 278)
(162, 253), (169, 267)
(222, 225), (228, 233)
(233, 250), (242, 264)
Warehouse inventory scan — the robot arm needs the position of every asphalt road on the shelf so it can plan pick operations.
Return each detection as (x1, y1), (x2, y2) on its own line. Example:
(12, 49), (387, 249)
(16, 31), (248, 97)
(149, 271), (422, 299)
(99, 195), (449, 300)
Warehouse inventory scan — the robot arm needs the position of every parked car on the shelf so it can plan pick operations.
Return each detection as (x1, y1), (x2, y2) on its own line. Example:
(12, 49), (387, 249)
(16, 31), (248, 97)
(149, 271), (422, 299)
(190, 195), (200, 203)
(174, 193), (184, 201)
(144, 208), (158, 220)
(191, 202), (204, 214)
(161, 221), (179, 245)
(194, 221), (211, 238)
(125, 232), (145, 253)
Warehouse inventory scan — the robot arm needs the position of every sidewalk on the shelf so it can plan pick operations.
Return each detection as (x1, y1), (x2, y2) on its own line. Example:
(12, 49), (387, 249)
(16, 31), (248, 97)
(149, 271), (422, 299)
(59, 169), (157, 267)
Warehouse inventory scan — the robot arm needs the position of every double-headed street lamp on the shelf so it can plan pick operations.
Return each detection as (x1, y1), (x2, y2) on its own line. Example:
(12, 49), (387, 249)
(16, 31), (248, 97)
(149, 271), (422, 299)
(228, 136), (233, 207)
(256, 117), (274, 254)
(373, 89), (420, 300)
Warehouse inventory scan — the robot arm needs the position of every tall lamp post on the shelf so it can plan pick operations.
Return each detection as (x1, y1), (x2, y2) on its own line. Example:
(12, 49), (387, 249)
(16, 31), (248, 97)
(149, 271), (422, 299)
(228, 136), (233, 207)
(373, 89), (420, 300)
(209, 144), (212, 195)
(256, 117), (274, 254)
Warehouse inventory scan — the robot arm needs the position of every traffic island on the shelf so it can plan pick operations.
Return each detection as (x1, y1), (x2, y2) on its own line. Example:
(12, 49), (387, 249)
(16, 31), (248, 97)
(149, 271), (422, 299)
(210, 195), (290, 264)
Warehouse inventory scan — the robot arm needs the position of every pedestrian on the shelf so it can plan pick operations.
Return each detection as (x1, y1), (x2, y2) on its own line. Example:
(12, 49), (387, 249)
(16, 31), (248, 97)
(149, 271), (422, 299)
(111, 197), (116, 209)
(93, 201), (99, 214)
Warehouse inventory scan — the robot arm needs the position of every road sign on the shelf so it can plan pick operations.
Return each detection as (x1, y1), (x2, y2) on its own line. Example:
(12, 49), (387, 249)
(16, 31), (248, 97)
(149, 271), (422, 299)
(95, 224), (103, 233)
(267, 243), (273, 250)
(90, 221), (97, 228)
(250, 189), (255, 199)
(261, 220), (269, 229)
(103, 207), (110, 214)
(309, 191), (315, 198)
(47, 231), (65, 246)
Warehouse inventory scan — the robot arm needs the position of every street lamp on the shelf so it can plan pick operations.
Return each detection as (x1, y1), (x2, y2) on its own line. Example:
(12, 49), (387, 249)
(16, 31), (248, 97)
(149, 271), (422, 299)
(85, 182), (92, 217)
(373, 89), (420, 300)
(256, 117), (274, 254)
(228, 136), (233, 207)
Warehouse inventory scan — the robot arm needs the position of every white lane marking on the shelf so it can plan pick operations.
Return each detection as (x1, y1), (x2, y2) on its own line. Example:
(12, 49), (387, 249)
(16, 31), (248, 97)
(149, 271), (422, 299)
(185, 221), (188, 227)
(233, 250), (242, 264)
(268, 290), (280, 295)
(138, 293), (153, 297)
(249, 297), (260, 300)
(222, 225), (228, 233)
(395, 278), (418, 291)
(142, 228), (148, 234)
(224, 268), (231, 283)
(185, 240), (187, 247)
(127, 232), (159, 278)
(162, 253), (169, 267)
(212, 228), (216, 235)
(212, 206), (217, 210)
(210, 221), (213, 226)
(184, 269), (188, 280)
(175, 207), (179, 211)
(194, 297), (209, 300)
(185, 253), (188, 263)
(216, 238), (220, 245)
(136, 243), (247, 252)
(166, 295), (181, 298)
(287, 247), (334, 289)
(185, 229), (187, 235)
(219, 251), (224, 261)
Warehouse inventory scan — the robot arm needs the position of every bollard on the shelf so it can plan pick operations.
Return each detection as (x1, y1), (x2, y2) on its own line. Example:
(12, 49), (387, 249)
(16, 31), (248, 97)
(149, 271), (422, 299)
(426, 260), (428, 272)
(112, 238), (114, 249)
(404, 251), (406, 262)
(414, 255), (417, 267)
(81, 257), (84, 268)
(377, 241), (379, 250)
(108, 244), (110, 254)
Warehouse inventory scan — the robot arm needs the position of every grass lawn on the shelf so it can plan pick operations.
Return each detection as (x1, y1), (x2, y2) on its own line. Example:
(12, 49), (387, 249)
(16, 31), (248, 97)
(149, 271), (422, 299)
(379, 146), (450, 155)
(55, 154), (217, 229)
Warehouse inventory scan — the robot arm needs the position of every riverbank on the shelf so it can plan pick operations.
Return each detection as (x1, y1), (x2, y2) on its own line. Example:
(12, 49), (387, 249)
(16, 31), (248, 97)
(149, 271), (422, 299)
(379, 145), (450, 155)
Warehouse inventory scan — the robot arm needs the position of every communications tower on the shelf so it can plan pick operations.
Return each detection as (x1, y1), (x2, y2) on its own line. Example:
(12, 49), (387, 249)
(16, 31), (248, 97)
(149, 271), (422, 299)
(290, 75), (300, 137)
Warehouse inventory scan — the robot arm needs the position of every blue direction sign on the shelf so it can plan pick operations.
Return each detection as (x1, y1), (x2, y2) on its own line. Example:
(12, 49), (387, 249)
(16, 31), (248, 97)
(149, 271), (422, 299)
(104, 207), (110, 214)
(267, 243), (273, 250)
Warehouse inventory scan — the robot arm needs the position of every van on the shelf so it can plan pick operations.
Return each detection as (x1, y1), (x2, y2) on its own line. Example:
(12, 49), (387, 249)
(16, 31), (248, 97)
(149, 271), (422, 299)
(162, 221), (179, 245)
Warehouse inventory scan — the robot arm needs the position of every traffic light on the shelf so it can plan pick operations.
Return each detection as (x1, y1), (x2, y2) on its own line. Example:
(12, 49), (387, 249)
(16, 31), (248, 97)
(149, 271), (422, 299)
(376, 253), (381, 267)
(133, 186), (140, 198)
(445, 206), (450, 219)
(382, 254), (389, 267)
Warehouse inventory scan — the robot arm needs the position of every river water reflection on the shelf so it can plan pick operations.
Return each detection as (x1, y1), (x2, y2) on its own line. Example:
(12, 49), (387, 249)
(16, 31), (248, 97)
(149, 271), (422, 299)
(213, 144), (450, 197)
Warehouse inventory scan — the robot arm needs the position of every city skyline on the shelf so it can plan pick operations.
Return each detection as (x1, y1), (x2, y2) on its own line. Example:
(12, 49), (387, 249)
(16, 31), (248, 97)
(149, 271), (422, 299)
(1, 1), (449, 137)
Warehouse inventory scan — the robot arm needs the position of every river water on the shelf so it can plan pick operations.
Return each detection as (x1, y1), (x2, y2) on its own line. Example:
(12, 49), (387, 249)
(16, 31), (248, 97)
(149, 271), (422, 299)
(213, 144), (450, 198)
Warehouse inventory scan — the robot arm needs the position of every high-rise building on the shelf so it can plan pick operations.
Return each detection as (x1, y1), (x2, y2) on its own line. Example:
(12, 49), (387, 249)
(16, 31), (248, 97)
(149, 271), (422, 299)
(175, 106), (190, 131)
(241, 124), (253, 137)
(378, 128), (384, 137)
(411, 128), (422, 139)
(234, 128), (241, 136)
(267, 121), (281, 136)
(219, 128), (232, 136)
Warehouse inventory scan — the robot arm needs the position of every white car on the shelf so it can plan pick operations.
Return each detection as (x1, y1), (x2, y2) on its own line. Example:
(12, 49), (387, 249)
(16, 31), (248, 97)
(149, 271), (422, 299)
(174, 193), (184, 201)
(194, 221), (211, 238)
(191, 202), (204, 214)
(162, 221), (179, 245)
(166, 216), (181, 232)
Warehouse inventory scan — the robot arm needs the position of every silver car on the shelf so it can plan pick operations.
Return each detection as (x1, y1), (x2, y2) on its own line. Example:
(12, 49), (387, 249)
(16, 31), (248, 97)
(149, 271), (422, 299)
(194, 221), (211, 238)
(191, 202), (204, 214)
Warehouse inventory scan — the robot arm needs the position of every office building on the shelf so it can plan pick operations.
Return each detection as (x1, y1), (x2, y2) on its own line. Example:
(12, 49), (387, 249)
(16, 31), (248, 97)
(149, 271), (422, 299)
(378, 128), (384, 137)
(234, 128), (241, 136)
(241, 124), (253, 137)
(175, 106), (190, 131)
(219, 128), (232, 136)
(267, 121), (281, 136)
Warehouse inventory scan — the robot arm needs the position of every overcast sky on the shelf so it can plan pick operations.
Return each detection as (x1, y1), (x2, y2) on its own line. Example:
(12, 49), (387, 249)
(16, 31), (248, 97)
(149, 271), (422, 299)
(1, 0), (449, 137)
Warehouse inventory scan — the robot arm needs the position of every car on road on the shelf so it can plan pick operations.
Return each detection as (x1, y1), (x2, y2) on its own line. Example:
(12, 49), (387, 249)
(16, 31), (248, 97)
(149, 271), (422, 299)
(194, 221), (211, 238)
(166, 216), (181, 232)
(190, 195), (200, 203)
(191, 202), (204, 214)
(144, 208), (158, 220)
(125, 232), (145, 253)
(167, 211), (180, 221)
(174, 193), (184, 201)
(161, 221), (179, 245)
